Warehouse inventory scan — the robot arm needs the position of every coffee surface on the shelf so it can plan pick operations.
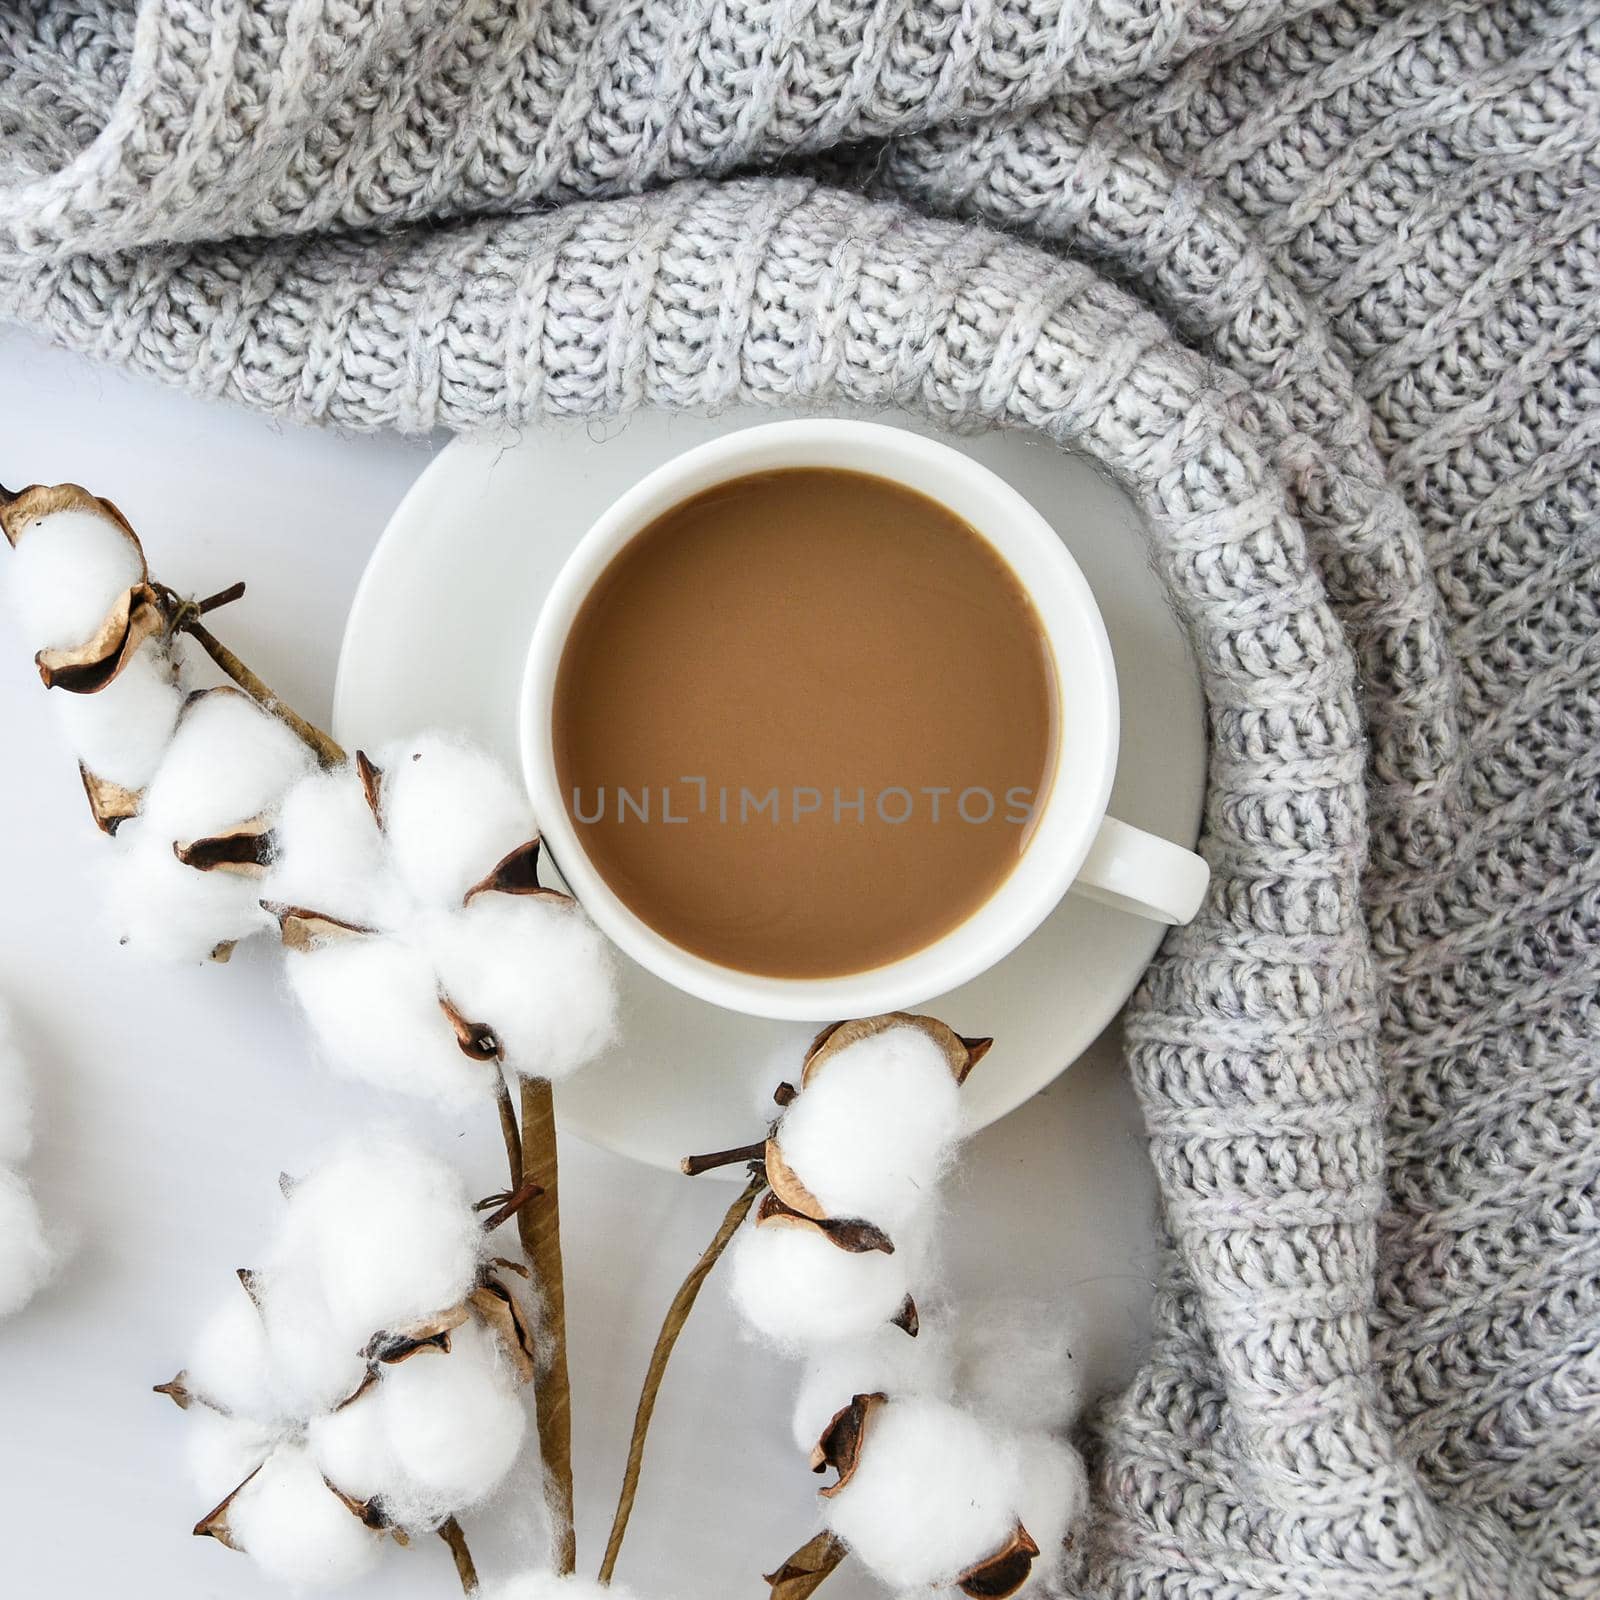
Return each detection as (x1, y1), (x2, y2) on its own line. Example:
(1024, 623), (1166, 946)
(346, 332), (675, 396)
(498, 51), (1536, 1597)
(553, 467), (1056, 977)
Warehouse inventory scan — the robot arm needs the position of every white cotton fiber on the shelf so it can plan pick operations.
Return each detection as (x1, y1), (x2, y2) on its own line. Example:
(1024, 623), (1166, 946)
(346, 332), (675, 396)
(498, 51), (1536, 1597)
(270, 1136), (483, 1352)
(185, 1409), (282, 1504)
(225, 1442), (383, 1588)
(108, 690), (315, 962)
(369, 1319), (525, 1527)
(485, 1576), (639, 1600)
(53, 640), (185, 789)
(0, 1168), (52, 1317)
(265, 766), (393, 928)
(728, 1218), (915, 1347)
(285, 935), (494, 1109)
(5, 506), (144, 650)
(375, 735), (535, 907)
(307, 1389), (391, 1508)
(791, 1322), (955, 1455)
(0, 1002), (34, 1168)
(952, 1299), (1085, 1435)
(821, 1394), (1022, 1590)
(186, 1286), (279, 1420)
(1012, 1432), (1088, 1592)
(775, 1026), (962, 1236)
(432, 896), (618, 1083)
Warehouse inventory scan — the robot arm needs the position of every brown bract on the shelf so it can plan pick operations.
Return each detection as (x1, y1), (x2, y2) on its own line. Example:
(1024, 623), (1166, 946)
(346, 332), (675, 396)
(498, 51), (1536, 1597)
(764, 1530), (849, 1599)
(0, 481), (137, 548)
(755, 1190), (896, 1256)
(954, 1522), (1042, 1599)
(810, 1391), (888, 1497)
(464, 836), (571, 906)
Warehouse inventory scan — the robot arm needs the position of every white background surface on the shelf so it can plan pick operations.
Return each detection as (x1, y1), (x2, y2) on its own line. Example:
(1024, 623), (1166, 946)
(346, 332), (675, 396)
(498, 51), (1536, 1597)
(0, 327), (1160, 1598)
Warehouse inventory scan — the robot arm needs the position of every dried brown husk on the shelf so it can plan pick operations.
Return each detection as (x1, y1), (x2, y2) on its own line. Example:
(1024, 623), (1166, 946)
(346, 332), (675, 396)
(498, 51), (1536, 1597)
(463, 836), (572, 906)
(811, 1391), (887, 1497)
(192, 1462), (262, 1548)
(355, 750), (384, 827)
(439, 994), (502, 1061)
(0, 481), (139, 550)
(264, 903), (378, 951)
(80, 764), (141, 835)
(363, 1303), (472, 1366)
(754, 1190), (895, 1255)
(174, 818), (275, 875)
(35, 579), (166, 694)
(800, 1013), (992, 1090)
(955, 1522), (1041, 1599)
(468, 1271), (539, 1383)
(764, 1530), (849, 1598)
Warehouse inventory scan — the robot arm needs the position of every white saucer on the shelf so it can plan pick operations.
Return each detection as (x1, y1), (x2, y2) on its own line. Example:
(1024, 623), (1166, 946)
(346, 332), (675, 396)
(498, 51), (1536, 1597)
(333, 407), (1205, 1173)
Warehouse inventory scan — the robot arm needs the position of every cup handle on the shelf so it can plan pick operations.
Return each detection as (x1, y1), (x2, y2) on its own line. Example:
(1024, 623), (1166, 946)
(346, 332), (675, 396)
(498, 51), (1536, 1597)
(1069, 815), (1209, 926)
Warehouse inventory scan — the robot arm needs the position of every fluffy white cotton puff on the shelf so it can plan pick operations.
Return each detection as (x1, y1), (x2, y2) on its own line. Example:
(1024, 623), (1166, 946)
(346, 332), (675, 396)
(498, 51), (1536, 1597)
(185, 1286), (279, 1420)
(952, 1299), (1085, 1435)
(0, 1168), (52, 1317)
(791, 1322), (955, 1455)
(4, 506), (144, 650)
(484, 1577), (640, 1600)
(284, 933), (492, 1110)
(108, 690), (315, 961)
(53, 639), (185, 789)
(223, 1443), (383, 1588)
(821, 1395), (1023, 1590)
(1012, 1433), (1089, 1592)
(433, 896), (618, 1082)
(375, 734), (535, 907)
(266, 766), (393, 929)
(728, 1217), (916, 1347)
(774, 1026), (962, 1236)
(269, 1136), (484, 1355)
(185, 1407), (283, 1507)
(310, 1319), (525, 1530)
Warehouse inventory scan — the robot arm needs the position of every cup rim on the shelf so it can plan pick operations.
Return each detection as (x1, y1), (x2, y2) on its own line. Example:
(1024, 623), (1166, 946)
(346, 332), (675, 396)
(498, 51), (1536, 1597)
(519, 418), (1119, 1020)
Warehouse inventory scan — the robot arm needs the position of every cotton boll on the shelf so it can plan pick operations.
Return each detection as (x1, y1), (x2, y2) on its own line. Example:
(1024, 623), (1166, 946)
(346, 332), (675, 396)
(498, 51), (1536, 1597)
(5, 507), (144, 650)
(0, 1168), (52, 1317)
(308, 1391), (393, 1508)
(271, 1136), (483, 1351)
(728, 1219), (915, 1347)
(186, 1408), (281, 1503)
(226, 1443), (383, 1588)
(375, 735), (535, 907)
(369, 1320), (526, 1527)
(1012, 1433), (1088, 1592)
(0, 1002), (33, 1167)
(53, 641), (184, 789)
(141, 688), (314, 842)
(266, 767), (393, 928)
(775, 1026), (962, 1236)
(952, 1299), (1085, 1434)
(285, 936), (493, 1109)
(185, 1288), (278, 1419)
(822, 1395), (1022, 1590)
(791, 1322), (955, 1455)
(106, 826), (276, 962)
(432, 896), (618, 1083)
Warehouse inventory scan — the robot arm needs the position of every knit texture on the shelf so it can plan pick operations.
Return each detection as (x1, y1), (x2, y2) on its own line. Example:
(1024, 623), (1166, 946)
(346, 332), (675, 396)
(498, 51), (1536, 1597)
(2, 3), (1598, 1595)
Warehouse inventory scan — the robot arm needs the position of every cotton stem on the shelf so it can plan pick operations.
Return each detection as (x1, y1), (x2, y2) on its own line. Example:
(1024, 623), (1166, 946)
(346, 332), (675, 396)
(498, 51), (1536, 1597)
(439, 1516), (479, 1593)
(598, 1170), (767, 1585)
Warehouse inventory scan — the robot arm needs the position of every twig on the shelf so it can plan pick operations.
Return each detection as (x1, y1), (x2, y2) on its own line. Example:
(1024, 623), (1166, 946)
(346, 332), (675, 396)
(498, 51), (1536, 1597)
(438, 1516), (479, 1593)
(480, 1176), (544, 1233)
(520, 1077), (576, 1574)
(181, 616), (346, 768)
(495, 1066), (523, 1178)
(764, 1530), (848, 1599)
(599, 1171), (767, 1584)
(679, 1139), (767, 1177)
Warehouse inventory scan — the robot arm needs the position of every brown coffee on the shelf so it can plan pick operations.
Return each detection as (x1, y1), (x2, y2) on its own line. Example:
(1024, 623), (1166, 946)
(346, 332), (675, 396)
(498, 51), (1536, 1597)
(552, 467), (1056, 978)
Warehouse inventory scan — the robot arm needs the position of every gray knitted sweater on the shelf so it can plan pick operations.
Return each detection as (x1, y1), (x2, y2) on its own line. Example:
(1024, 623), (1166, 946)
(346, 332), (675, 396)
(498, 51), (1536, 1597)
(2, 2), (1597, 1595)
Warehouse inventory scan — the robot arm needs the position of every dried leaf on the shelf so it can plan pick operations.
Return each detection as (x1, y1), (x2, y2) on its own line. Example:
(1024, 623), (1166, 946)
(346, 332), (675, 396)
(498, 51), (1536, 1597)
(764, 1530), (848, 1598)
(469, 1274), (538, 1384)
(173, 819), (274, 876)
(79, 764), (140, 835)
(439, 993), (502, 1061)
(955, 1522), (1041, 1599)
(756, 1190), (894, 1255)
(811, 1392), (887, 1498)
(800, 1012), (987, 1089)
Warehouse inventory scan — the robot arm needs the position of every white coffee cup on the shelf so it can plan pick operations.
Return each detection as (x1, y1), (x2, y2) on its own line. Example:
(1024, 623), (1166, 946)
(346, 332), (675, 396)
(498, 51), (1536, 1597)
(521, 419), (1208, 1021)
